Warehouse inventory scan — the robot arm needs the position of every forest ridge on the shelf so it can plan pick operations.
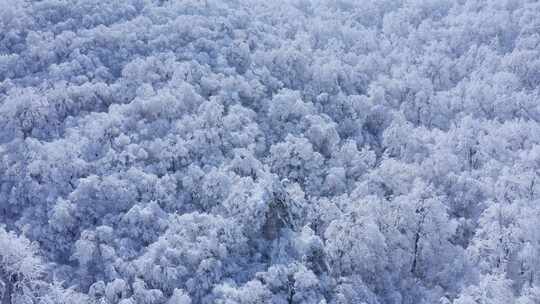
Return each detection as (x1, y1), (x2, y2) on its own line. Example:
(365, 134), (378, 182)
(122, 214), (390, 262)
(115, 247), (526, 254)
(1, 0), (540, 303)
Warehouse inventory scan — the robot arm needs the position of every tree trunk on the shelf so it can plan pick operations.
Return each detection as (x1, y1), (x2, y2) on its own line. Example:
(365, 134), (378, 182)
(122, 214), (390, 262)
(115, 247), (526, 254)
(411, 229), (420, 274)
(411, 205), (427, 275)
(0, 271), (13, 304)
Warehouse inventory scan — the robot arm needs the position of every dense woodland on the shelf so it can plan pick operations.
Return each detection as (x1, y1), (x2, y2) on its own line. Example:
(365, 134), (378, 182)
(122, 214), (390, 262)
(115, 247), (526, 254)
(1, 0), (540, 303)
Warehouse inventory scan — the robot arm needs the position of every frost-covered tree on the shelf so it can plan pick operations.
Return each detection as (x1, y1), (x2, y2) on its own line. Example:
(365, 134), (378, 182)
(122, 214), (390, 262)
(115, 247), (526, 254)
(1, 0), (540, 303)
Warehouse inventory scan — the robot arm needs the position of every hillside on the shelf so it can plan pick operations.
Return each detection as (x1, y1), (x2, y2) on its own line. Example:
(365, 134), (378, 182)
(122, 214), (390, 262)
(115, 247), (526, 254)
(1, 0), (540, 303)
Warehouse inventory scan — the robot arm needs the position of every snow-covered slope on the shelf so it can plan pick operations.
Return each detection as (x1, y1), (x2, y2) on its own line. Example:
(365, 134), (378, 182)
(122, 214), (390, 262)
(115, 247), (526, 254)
(1, 0), (540, 303)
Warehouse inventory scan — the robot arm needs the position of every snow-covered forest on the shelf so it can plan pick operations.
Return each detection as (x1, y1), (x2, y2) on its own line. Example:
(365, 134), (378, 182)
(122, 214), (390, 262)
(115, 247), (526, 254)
(1, 0), (540, 303)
